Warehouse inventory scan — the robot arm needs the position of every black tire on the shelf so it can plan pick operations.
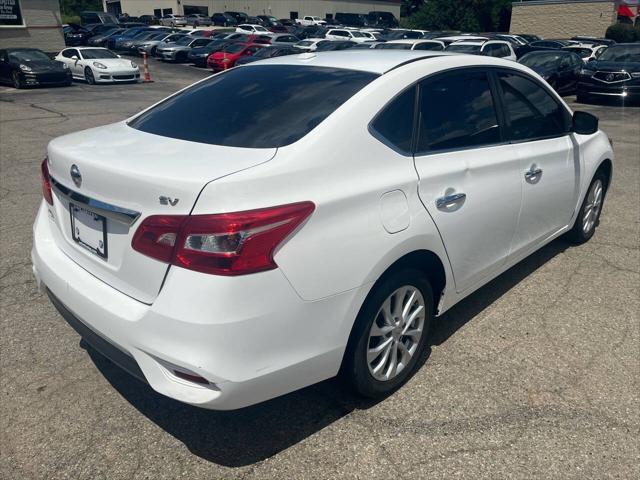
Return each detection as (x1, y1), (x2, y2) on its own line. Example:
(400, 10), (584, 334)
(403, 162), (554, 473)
(150, 46), (157, 56)
(12, 71), (23, 89)
(566, 171), (607, 244)
(342, 268), (433, 399)
(84, 67), (95, 85)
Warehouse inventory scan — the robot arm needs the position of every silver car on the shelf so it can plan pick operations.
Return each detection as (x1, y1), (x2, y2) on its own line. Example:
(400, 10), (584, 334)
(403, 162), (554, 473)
(139, 33), (188, 56)
(159, 14), (187, 27)
(270, 34), (301, 46)
(156, 36), (212, 62)
(185, 14), (212, 27)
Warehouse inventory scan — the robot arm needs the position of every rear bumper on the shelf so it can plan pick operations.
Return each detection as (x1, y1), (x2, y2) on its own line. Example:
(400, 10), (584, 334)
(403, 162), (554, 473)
(32, 202), (362, 410)
(157, 50), (177, 60)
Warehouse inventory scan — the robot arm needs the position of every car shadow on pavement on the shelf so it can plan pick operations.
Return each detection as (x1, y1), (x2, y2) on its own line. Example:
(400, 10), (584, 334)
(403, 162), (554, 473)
(87, 239), (569, 468)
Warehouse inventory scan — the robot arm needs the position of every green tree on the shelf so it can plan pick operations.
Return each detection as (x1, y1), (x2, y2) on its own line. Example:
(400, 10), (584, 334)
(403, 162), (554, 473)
(405, 0), (512, 32)
(59, 0), (103, 17)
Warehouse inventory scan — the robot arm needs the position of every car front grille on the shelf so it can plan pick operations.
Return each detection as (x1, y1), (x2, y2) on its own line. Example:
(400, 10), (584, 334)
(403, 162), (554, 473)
(593, 71), (631, 83)
(113, 75), (135, 80)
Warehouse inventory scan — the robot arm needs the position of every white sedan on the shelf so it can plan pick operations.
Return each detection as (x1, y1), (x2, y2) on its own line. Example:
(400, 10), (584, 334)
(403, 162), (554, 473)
(33, 51), (613, 410)
(55, 47), (140, 84)
(236, 24), (272, 35)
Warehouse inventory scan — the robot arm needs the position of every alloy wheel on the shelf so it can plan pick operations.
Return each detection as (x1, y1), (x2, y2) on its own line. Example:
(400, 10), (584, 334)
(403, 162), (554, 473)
(582, 179), (603, 234)
(367, 286), (426, 381)
(85, 68), (95, 85)
(12, 71), (22, 89)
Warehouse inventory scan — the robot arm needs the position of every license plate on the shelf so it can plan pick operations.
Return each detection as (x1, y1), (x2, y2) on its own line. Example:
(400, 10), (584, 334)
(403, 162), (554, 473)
(70, 203), (108, 259)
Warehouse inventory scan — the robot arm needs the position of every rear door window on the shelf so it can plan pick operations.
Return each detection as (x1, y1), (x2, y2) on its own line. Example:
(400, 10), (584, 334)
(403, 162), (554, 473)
(417, 70), (501, 153)
(130, 65), (378, 148)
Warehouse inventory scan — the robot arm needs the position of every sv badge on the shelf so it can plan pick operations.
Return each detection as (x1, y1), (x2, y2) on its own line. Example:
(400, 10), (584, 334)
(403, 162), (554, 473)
(159, 196), (179, 206)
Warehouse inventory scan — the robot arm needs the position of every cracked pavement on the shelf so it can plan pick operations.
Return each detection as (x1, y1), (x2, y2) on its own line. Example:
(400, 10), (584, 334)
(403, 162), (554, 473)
(1, 59), (639, 479)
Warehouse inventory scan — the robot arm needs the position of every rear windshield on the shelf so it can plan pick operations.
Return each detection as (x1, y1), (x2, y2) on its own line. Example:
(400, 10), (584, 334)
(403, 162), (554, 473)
(376, 43), (411, 50)
(129, 65), (378, 148)
(446, 44), (481, 53)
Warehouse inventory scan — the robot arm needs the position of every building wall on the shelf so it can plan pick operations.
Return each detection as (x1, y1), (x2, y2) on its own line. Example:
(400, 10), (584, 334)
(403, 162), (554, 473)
(0, 0), (64, 52)
(510, 0), (617, 38)
(105, 0), (400, 19)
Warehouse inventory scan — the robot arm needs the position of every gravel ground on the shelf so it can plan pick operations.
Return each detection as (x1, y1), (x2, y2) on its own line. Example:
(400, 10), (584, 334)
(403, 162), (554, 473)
(1, 57), (638, 480)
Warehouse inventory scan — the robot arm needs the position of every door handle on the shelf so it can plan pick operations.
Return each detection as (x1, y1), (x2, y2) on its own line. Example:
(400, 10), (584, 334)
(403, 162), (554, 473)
(525, 167), (543, 180)
(436, 192), (466, 210)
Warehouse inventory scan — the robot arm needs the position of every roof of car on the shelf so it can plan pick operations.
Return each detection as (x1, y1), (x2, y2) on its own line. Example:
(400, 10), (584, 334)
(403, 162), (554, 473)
(387, 39), (442, 45)
(250, 50), (458, 73)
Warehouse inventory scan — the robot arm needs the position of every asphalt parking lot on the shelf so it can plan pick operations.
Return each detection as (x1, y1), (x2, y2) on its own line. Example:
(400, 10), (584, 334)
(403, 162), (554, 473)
(1, 58), (638, 480)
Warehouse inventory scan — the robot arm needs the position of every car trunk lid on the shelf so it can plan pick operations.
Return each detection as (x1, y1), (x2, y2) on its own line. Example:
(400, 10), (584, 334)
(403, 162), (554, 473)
(46, 121), (276, 304)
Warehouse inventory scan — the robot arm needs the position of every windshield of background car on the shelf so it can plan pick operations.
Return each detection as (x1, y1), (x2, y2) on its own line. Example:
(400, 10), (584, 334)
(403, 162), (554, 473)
(597, 45), (640, 62)
(129, 65), (379, 148)
(446, 44), (481, 53)
(8, 50), (51, 62)
(81, 49), (119, 59)
(521, 52), (562, 68)
(175, 36), (193, 46)
(223, 43), (246, 54)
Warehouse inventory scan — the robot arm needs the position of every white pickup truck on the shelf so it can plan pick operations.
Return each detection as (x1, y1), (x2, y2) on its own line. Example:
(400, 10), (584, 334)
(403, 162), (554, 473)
(295, 16), (327, 26)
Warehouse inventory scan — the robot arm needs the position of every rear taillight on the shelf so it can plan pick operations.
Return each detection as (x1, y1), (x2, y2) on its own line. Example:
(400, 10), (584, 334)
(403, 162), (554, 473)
(132, 202), (315, 276)
(41, 158), (53, 205)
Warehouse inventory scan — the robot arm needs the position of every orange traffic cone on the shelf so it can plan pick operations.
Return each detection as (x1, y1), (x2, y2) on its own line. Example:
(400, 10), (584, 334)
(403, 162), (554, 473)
(142, 52), (153, 83)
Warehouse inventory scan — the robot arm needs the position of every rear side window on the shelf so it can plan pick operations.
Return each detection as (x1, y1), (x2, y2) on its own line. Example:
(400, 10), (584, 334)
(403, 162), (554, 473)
(371, 87), (416, 154)
(414, 42), (443, 51)
(417, 71), (500, 152)
(497, 72), (569, 141)
(130, 65), (378, 148)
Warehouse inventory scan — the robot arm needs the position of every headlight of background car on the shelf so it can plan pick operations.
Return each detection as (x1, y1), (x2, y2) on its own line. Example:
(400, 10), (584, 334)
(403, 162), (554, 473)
(19, 64), (32, 72)
(130, 61), (138, 68)
(61, 63), (69, 69)
(93, 62), (107, 69)
(580, 69), (595, 76)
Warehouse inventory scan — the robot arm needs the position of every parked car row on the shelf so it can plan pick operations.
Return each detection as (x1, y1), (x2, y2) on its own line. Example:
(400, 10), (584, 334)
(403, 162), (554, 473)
(3, 35), (638, 102)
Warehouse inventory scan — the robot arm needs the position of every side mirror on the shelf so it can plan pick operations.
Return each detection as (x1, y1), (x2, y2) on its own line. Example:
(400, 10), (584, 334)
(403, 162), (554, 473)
(572, 111), (598, 135)
(71, 55), (78, 60)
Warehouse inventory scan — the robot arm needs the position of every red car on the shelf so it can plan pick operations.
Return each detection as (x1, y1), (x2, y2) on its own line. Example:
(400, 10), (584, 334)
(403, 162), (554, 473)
(207, 43), (265, 71)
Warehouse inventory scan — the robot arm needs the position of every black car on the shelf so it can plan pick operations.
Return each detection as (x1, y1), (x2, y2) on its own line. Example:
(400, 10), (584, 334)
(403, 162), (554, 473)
(138, 15), (159, 25)
(63, 24), (93, 46)
(187, 39), (233, 67)
(257, 15), (280, 27)
(315, 40), (358, 52)
(86, 28), (124, 47)
(225, 11), (248, 24)
(211, 13), (236, 26)
(577, 43), (640, 103)
(0, 48), (72, 89)
(235, 45), (302, 65)
(519, 50), (583, 95)
(367, 11), (399, 28)
(334, 12), (371, 28)
(517, 33), (542, 43)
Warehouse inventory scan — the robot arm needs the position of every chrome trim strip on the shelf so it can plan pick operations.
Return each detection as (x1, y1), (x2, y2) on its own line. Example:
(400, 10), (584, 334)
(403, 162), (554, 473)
(592, 71), (631, 84)
(51, 177), (141, 226)
(587, 91), (629, 97)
